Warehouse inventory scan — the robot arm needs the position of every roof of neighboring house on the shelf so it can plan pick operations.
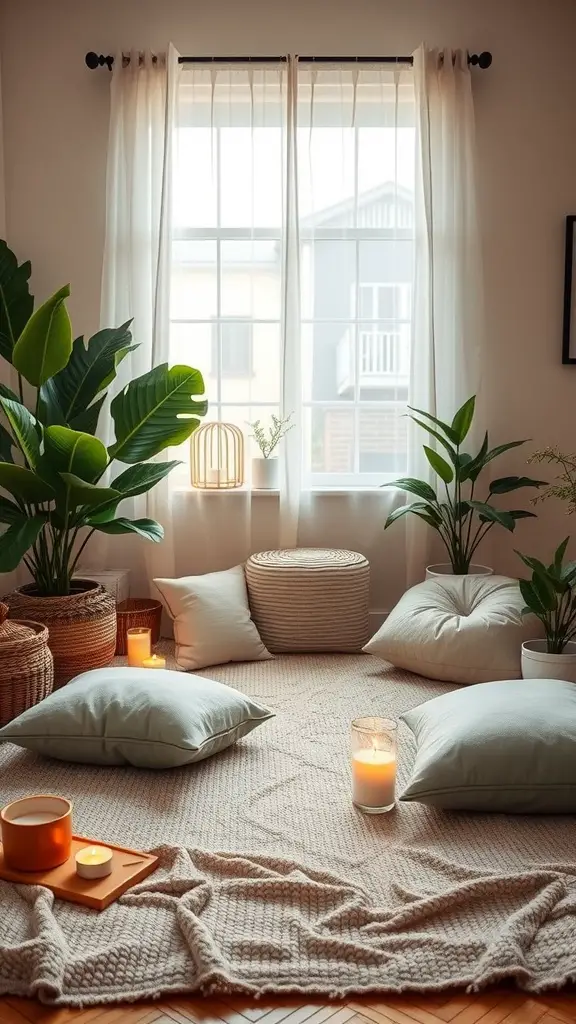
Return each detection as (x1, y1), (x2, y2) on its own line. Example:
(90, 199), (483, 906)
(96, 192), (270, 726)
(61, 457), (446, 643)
(301, 181), (414, 228)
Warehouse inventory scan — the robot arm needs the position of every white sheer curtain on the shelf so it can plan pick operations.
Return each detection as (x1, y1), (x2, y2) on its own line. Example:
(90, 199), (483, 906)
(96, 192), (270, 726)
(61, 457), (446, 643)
(92, 45), (180, 592)
(406, 45), (483, 582)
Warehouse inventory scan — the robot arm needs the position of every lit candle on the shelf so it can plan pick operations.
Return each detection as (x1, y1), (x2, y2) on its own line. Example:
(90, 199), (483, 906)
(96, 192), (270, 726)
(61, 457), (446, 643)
(75, 845), (113, 879)
(351, 717), (397, 813)
(142, 654), (166, 669)
(352, 748), (396, 811)
(126, 627), (151, 667)
(206, 467), (222, 486)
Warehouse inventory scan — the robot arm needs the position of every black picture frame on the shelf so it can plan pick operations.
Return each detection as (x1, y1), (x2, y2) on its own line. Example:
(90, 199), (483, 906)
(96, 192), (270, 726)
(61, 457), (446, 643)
(562, 215), (576, 364)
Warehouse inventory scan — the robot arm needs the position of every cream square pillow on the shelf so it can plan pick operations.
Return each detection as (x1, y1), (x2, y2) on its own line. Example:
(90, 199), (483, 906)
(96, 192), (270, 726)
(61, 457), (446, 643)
(363, 575), (542, 685)
(154, 566), (272, 670)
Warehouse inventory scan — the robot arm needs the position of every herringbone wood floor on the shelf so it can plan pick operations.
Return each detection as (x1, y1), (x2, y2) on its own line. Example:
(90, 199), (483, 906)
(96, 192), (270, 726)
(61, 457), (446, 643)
(2, 987), (576, 1024)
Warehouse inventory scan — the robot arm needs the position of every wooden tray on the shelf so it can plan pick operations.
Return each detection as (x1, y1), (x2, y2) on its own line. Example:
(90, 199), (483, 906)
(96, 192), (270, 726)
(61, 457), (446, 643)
(0, 834), (158, 911)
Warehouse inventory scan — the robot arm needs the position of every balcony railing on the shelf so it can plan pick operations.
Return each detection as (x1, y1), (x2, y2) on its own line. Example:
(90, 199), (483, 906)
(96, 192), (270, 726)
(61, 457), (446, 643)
(337, 325), (409, 393)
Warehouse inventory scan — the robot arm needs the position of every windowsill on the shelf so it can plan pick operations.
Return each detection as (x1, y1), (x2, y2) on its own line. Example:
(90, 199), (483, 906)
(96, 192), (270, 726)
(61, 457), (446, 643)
(174, 486), (386, 496)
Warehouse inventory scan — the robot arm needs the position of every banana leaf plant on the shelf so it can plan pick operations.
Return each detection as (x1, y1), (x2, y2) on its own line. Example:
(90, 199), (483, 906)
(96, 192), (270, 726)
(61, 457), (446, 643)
(0, 241), (207, 595)
(383, 396), (546, 574)
(516, 539), (576, 653)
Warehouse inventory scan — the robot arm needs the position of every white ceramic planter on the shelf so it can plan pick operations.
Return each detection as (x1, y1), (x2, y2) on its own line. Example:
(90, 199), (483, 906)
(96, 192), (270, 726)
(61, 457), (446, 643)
(252, 457), (279, 490)
(521, 639), (576, 682)
(425, 563), (493, 580)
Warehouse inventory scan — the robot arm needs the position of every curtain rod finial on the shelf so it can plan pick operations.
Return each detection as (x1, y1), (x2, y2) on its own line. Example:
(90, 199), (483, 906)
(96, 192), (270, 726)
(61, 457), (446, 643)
(85, 51), (114, 70)
(469, 51), (492, 69)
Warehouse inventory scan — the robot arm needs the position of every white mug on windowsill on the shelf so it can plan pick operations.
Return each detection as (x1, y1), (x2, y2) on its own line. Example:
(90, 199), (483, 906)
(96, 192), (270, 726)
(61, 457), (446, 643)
(252, 457), (279, 489)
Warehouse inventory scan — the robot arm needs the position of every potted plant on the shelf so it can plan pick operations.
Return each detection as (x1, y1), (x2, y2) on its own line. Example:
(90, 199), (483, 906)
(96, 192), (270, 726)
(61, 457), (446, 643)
(517, 539), (576, 682)
(248, 413), (294, 489)
(383, 396), (546, 576)
(0, 241), (207, 684)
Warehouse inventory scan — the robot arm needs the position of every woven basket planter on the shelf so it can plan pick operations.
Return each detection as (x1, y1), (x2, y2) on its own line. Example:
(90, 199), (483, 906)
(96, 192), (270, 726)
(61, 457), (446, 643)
(245, 548), (370, 653)
(115, 599), (163, 655)
(0, 602), (53, 726)
(5, 580), (116, 689)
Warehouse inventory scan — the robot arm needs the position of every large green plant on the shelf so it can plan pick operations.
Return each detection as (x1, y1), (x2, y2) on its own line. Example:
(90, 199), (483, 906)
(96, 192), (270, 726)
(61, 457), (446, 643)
(383, 396), (545, 574)
(516, 539), (576, 653)
(0, 241), (207, 595)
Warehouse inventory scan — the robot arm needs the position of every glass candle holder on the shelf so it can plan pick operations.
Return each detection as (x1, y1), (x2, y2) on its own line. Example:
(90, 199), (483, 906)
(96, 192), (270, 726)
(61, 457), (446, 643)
(351, 717), (397, 814)
(126, 627), (151, 667)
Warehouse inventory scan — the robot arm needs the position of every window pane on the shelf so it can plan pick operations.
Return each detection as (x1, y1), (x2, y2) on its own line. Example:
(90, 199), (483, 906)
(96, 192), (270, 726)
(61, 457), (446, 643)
(359, 404), (407, 474)
(171, 241), (217, 319)
(302, 323), (354, 403)
(308, 407), (355, 475)
(220, 129), (283, 228)
(220, 323), (280, 403)
(170, 322), (213, 384)
(221, 240), (281, 319)
(358, 241), (413, 312)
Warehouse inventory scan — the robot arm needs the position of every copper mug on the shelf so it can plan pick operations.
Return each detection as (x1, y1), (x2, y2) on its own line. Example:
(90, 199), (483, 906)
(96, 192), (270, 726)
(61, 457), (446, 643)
(1, 795), (73, 871)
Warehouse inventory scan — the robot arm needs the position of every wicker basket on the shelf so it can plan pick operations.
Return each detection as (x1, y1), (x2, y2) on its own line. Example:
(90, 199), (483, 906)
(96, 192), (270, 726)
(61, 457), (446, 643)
(0, 602), (53, 726)
(115, 598), (163, 655)
(4, 580), (116, 689)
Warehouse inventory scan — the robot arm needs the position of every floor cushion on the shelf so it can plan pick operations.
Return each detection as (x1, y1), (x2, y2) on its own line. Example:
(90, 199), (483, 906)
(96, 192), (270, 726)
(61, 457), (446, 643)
(400, 678), (576, 812)
(245, 547), (370, 652)
(0, 667), (274, 768)
(364, 574), (542, 684)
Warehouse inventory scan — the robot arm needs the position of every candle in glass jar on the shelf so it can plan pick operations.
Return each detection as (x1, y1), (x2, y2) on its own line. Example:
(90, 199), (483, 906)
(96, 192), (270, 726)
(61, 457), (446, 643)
(351, 717), (397, 813)
(126, 628), (151, 667)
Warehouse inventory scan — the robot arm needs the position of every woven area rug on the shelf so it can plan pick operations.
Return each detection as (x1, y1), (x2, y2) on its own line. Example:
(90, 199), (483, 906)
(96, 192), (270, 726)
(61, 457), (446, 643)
(1, 648), (576, 1006)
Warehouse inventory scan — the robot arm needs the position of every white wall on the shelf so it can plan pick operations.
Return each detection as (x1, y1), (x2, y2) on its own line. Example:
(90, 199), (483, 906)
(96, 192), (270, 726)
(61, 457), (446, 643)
(2, 0), (576, 610)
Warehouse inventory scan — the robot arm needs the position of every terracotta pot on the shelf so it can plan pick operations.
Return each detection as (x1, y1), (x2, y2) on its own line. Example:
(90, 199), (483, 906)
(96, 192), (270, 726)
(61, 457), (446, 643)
(1, 795), (72, 871)
(5, 580), (116, 688)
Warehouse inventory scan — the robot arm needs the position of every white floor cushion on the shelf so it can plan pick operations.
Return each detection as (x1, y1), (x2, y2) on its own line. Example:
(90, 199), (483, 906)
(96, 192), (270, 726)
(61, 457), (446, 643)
(363, 575), (543, 684)
(154, 566), (272, 671)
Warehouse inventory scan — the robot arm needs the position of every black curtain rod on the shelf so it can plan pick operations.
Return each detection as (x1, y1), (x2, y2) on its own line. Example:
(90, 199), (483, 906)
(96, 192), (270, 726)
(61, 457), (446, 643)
(85, 50), (493, 71)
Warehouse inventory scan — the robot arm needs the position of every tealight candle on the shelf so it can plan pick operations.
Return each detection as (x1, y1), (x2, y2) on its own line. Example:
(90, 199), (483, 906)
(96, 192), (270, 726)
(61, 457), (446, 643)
(75, 845), (113, 879)
(351, 717), (397, 814)
(142, 654), (166, 669)
(126, 627), (151, 667)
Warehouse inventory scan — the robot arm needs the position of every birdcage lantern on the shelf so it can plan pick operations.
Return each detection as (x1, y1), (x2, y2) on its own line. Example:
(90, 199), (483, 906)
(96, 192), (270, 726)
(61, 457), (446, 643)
(190, 422), (245, 489)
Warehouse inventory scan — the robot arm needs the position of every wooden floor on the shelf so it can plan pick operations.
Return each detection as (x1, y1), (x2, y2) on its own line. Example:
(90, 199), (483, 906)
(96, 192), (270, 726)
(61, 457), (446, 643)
(2, 988), (576, 1024)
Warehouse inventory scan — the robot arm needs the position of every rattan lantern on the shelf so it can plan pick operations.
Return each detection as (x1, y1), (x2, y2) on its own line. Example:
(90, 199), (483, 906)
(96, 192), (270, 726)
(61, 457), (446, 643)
(191, 422), (244, 489)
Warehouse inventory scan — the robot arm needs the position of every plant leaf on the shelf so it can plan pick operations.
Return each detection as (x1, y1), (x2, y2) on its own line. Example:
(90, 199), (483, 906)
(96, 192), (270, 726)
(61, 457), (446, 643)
(0, 463), (55, 503)
(450, 396), (475, 444)
(12, 284), (72, 387)
(87, 459), (182, 524)
(555, 537), (570, 569)
(88, 516), (164, 542)
(0, 495), (24, 524)
(408, 417), (457, 463)
(462, 432), (489, 482)
(49, 322), (136, 423)
(382, 477), (437, 502)
(519, 578), (548, 617)
(467, 500), (515, 530)
(407, 406), (460, 446)
(0, 515), (46, 572)
(489, 476), (547, 494)
(514, 550), (551, 578)
(109, 363), (207, 464)
(0, 241), (34, 364)
(0, 398), (40, 470)
(384, 501), (441, 529)
(529, 571), (558, 612)
(423, 445), (454, 484)
(59, 473), (121, 510)
(43, 425), (108, 483)
(68, 395), (106, 436)
(508, 509), (537, 520)
(484, 439), (529, 465)
(0, 422), (14, 464)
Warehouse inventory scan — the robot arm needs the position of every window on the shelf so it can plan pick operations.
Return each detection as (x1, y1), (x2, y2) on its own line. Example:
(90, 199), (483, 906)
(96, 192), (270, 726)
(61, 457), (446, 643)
(170, 62), (415, 488)
(212, 320), (254, 378)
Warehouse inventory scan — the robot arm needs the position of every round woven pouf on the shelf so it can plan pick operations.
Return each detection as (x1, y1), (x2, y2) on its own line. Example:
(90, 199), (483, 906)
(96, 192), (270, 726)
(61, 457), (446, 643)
(245, 548), (370, 653)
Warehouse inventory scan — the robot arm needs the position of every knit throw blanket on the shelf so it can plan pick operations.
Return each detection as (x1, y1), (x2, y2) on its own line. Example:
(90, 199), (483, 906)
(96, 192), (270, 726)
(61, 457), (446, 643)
(1, 651), (576, 1006)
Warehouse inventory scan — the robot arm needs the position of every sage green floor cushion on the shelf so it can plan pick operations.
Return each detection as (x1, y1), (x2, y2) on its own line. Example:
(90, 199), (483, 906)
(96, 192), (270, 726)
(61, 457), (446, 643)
(401, 678), (576, 812)
(0, 667), (274, 768)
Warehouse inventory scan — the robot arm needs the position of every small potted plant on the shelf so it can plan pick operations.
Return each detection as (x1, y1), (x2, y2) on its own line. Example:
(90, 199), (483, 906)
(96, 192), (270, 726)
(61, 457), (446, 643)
(248, 413), (294, 489)
(383, 396), (546, 577)
(517, 539), (576, 682)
